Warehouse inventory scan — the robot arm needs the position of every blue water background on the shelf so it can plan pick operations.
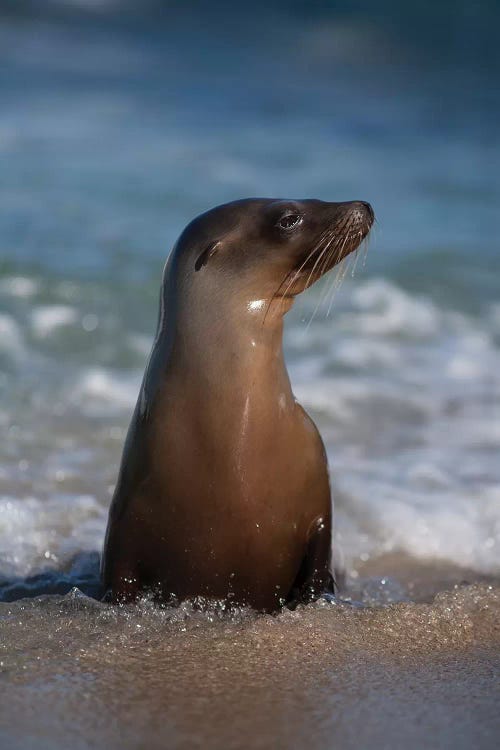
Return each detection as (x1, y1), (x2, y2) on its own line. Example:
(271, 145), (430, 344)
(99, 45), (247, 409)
(1, 1), (498, 307)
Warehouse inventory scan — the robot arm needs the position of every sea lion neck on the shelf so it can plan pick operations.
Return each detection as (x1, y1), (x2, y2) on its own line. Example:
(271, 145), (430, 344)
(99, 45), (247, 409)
(169, 290), (294, 389)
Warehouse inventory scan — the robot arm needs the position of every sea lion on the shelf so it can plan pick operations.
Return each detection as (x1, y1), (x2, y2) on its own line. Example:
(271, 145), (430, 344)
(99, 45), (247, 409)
(101, 198), (374, 611)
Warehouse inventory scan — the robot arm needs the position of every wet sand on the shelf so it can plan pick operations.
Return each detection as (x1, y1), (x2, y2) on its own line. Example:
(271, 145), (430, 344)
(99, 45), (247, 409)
(1, 575), (499, 750)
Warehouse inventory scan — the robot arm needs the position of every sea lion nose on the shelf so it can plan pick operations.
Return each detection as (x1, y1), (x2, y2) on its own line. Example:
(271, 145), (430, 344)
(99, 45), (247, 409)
(350, 201), (374, 223)
(332, 200), (375, 225)
(361, 201), (375, 222)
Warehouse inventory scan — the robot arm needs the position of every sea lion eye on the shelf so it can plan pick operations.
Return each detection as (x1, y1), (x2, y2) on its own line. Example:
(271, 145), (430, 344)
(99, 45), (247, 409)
(278, 214), (302, 230)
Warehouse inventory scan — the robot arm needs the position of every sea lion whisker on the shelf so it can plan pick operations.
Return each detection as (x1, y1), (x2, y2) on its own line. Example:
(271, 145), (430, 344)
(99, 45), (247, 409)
(305, 253), (338, 329)
(261, 272), (291, 326)
(318, 232), (345, 278)
(276, 227), (333, 302)
(362, 225), (373, 268)
(355, 246), (361, 276)
(265, 225), (338, 326)
(263, 243), (323, 324)
(304, 231), (349, 327)
(350, 243), (362, 278)
(320, 245), (345, 315)
(324, 260), (346, 318)
(326, 252), (354, 317)
(302, 232), (337, 291)
(303, 234), (342, 329)
(309, 225), (347, 282)
(322, 231), (353, 317)
(263, 240), (322, 324)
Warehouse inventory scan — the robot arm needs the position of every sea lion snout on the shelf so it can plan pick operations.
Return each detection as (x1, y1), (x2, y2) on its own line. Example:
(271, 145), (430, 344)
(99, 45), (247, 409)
(280, 199), (374, 296)
(327, 200), (374, 235)
(347, 200), (374, 227)
(361, 200), (375, 223)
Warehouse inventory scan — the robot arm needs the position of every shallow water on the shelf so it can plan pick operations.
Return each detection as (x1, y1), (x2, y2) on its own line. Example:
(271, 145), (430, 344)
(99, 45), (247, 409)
(2, 272), (499, 586)
(1, 2), (499, 748)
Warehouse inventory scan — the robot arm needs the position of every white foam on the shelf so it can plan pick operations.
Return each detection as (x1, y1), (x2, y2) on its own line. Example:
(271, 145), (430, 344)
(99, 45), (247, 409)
(74, 367), (140, 412)
(349, 279), (440, 337)
(31, 305), (79, 337)
(0, 276), (38, 298)
(0, 494), (107, 579)
(340, 479), (500, 575)
(129, 333), (153, 357)
(0, 313), (25, 357)
(446, 332), (493, 380)
(334, 338), (401, 368)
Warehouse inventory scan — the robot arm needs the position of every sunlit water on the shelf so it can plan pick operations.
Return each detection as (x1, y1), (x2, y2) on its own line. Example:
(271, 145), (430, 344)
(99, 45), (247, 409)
(0, 3), (499, 748)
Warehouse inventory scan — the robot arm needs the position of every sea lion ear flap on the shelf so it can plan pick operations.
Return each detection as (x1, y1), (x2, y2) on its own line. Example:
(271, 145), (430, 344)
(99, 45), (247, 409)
(194, 240), (220, 272)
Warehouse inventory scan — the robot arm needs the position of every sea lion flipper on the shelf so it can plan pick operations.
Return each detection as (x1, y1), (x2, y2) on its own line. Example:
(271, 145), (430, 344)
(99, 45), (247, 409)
(288, 516), (334, 606)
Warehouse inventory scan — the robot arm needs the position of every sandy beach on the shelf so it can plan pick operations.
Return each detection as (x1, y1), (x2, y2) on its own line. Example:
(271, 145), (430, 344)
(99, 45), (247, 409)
(1, 567), (499, 750)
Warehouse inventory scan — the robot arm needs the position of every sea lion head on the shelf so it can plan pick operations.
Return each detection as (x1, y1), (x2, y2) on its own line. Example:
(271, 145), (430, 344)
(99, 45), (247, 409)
(170, 198), (374, 315)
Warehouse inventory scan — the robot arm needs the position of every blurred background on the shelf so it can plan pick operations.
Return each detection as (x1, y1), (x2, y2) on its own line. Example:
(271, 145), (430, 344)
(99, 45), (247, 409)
(0, 0), (499, 591)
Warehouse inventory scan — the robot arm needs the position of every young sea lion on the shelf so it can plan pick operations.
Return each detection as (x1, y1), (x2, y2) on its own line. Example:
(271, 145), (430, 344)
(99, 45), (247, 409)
(102, 198), (374, 611)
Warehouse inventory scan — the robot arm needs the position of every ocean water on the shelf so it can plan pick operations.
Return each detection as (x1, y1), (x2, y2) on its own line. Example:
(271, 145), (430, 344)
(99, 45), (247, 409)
(1, 3), (499, 747)
(1, 0), (498, 590)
